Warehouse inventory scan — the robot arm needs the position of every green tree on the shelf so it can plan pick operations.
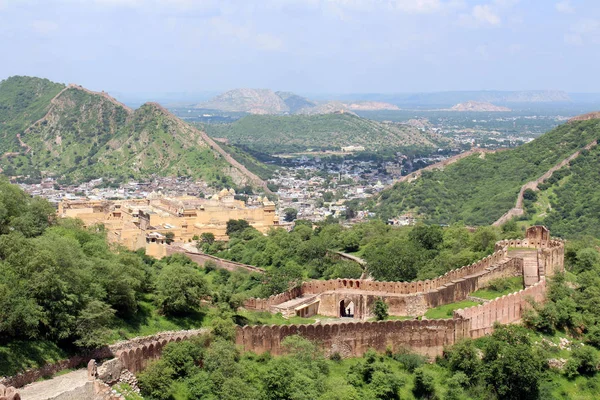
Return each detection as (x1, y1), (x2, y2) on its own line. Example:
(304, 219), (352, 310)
(340, 230), (360, 252)
(481, 324), (543, 400)
(165, 231), (175, 244)
(74, 300), (115, 349)
(412, 367), (436, 399)
(137, 361), (175, 400)
(226, 219), (251, 236)
(156, 263), (208, 316)
(200, 232), (216, 245)
(373, 298), (389, 321)
(284, 208), (298, 222)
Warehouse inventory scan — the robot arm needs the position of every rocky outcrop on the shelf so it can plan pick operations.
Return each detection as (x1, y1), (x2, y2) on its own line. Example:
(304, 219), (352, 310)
(568, 111), (600, 123)
(450, 101), (511, 112)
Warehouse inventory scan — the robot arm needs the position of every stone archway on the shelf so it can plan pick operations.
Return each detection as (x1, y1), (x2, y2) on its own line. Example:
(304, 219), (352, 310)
(339, 299), (355, 318)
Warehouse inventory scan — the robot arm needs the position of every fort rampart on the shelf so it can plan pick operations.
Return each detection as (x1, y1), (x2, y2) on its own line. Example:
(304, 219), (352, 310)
(236, 276), (549, 358)
(0, 330), (206, 389)
(167, 247), (266, 274)
(243, 247), (521, 317)
(236, 318), (467, 359)
(453, 278), (546, 339)
(237, 227), (564, 358)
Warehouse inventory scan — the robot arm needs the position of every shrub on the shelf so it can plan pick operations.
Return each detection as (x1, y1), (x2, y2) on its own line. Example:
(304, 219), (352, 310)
(412, 367), (436, 399)
(394, 351), (426, 373)
(373, 298), (389, 321)
(137, 361), (175, 400)
(565, 346), (598, 378)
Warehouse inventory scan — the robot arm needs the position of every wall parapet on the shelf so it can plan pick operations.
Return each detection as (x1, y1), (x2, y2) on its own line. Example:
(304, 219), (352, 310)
(167, 247), (266, 274)
(0, 329), (208, 389)
(236, 318), (466, 359)
(453, 278), (547, 338)
(244, 247), (510, 311)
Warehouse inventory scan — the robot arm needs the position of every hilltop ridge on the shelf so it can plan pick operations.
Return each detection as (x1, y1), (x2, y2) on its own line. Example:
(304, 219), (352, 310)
(449, 101), (511, 112)
(204, 112), (449, 154)
(370, 117), (600, 229)
(196, 88), (403, 115)
(0, 76), (270, 190)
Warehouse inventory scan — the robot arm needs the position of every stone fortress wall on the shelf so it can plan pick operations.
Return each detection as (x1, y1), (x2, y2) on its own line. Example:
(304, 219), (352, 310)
(0, 330), (207, 391)
(3, 227), (564, 397)
(237, 226), (564, 358)
(243, 246), (521, 318)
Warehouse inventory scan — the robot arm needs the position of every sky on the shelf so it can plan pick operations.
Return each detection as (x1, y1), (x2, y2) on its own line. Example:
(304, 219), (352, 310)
(0, 0), (599, 95)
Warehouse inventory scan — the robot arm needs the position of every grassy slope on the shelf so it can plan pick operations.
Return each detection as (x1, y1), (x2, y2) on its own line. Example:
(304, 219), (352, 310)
(531, 144), (600, 238)
(205, 113), (440, 153)
(470, 276), (524, 300)
(0, 76), (64, 153)
(217, 142), (276, 180)
(372, 119), (600, 225)
(0, 79), (268, 187)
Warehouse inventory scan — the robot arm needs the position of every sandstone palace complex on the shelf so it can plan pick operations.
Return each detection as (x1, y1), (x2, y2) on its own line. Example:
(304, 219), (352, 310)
(58, 190), (277, 257)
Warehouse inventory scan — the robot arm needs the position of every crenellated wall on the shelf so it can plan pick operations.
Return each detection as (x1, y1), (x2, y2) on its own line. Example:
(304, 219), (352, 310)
(0, 329), (207, 389)
(301, 247), (509, 296)
(237, 227), (564, 358)
(236, 318), (467, 359)
(242, 248), (520, 318)
(453, 278), (547, 339)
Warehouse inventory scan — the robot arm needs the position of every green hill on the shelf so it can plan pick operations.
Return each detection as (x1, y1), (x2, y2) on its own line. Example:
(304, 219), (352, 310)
(204, 113), (446, 154)
(0, 76), (64, 153)
(0, 77), (269, 190)
(370, 118), (600, 229)
(523, 143), (600, 238)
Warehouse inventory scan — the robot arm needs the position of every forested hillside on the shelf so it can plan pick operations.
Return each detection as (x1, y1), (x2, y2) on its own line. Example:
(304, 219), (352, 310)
(0, 76), (64, 153)
(528, 144), (600, 238)
(370, 118), (600, 228)
(0, 76), (268, 190)
(204, 113), (447, 154)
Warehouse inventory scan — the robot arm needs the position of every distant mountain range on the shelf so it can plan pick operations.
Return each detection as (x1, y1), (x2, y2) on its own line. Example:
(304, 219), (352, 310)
(196, 88), (402, 115)
(449, 101), (511, 112)
(314, 90), (574, 108)
(0, 76), (268, 190)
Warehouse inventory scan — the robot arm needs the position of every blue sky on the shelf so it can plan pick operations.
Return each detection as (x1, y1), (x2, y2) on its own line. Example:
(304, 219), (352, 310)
(0, 0), (599, 94)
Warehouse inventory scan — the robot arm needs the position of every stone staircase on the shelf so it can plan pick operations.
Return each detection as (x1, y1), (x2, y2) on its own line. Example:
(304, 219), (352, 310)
(508, 249), (539, 287)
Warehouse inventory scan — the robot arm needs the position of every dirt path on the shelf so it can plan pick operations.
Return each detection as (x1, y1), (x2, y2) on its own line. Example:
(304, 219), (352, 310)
(493, 140), (598, 226)
(18, 369), (88, 400)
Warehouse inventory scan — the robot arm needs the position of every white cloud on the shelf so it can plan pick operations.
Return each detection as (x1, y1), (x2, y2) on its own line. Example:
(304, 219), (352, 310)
(555, 0), (574, 14)
(458, 0), (519, 28)
(472, 4), (501, 25)
(389, 0), (443, 14)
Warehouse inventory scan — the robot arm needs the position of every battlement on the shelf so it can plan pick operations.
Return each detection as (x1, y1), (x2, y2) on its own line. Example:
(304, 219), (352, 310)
(237, 226), (564, 358)
(236, 318), (465, 359)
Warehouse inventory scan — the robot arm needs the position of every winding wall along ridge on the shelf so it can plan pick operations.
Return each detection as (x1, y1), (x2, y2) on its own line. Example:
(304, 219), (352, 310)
(238, 228), (564, 358)
(493, 140), (598, 226)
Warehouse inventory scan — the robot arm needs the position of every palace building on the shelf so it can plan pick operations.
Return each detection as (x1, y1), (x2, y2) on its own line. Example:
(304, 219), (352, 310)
(58, 189), (277, 257)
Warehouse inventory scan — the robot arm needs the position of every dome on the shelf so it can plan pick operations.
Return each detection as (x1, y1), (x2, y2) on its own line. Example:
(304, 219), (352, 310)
(229, 188), (236, 195)
(219, 189), (229, 197)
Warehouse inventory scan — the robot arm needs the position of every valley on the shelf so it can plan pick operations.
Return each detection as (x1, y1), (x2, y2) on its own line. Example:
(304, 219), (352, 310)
(3, 76), (600, 400)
